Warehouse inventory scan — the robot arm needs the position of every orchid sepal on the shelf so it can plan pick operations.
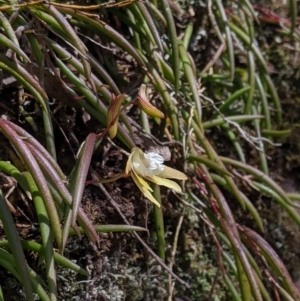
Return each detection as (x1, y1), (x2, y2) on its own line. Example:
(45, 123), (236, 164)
(131, 171), (161, 207)
(146, 175), (182, 192)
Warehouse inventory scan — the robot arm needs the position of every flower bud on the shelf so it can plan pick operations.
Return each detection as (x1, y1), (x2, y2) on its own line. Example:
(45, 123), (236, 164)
(107, 94), (128, 138)
(137, 84), (165, 119)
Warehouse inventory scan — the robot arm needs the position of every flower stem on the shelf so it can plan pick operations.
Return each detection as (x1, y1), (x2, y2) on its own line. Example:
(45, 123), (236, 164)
(141, 110), (165, 261)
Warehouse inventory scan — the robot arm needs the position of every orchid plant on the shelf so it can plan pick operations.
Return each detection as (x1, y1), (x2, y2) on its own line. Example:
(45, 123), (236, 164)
(0, 0), (298, 299)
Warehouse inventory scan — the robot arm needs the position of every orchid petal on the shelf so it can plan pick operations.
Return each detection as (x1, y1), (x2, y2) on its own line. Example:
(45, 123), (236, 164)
(135, 147), (149, 167)
(132, 171), (161, 207)
(146, 175), (182, 192)
(125, 152), (134, 175)
(132, 170), (153, 192)
(158, 165), (188, 180)
(132, 150), (149, 176)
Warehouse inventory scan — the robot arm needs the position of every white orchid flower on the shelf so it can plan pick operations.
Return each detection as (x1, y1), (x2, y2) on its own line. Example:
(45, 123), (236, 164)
(125, 147), (187, 207)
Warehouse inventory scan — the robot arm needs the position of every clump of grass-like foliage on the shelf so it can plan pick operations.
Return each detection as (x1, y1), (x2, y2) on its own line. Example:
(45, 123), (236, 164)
(0, 0), (299, 300)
